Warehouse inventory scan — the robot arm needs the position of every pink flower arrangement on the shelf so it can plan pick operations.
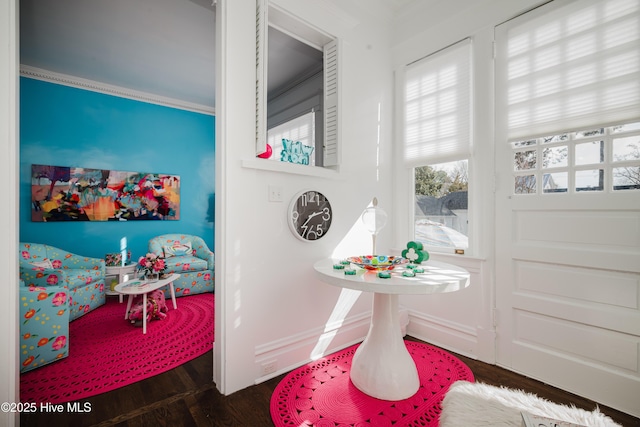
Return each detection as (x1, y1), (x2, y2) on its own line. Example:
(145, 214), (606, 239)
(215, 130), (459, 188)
(137, 253), (167, 277)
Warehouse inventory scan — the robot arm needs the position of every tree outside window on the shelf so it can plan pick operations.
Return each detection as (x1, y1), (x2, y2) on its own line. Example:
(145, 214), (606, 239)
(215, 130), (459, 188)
(414, 160), (469, 250)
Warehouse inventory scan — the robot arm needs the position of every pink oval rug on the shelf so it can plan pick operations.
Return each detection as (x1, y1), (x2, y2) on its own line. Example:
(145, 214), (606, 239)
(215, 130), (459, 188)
(20, 293), (214, 404)
(270, 340), (474, 427)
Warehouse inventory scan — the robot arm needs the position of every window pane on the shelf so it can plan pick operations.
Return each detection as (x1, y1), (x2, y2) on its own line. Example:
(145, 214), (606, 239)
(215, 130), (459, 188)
(575, 141), (604, 165)
(612, 122), (640, 133)
(512, 139), (537, 148)
(542, 134), (569, 144)
(515, 175), (536, 194)
(543, 172), (568, 193)
(414, 160), (468, 250)
(575, 128), (604, 139)
(613, 166), (640, 190)
(575, 169), (604, 192)
(514, 150), (536, 170)
(612, 136), (640, 162)
(542, 146), (568, 168)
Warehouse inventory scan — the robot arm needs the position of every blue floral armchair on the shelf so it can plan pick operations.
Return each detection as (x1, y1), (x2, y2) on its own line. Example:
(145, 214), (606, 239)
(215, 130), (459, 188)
(19, 275), (70, 373)
(19, 242), (106, 320)
(148, 234), (214, 297)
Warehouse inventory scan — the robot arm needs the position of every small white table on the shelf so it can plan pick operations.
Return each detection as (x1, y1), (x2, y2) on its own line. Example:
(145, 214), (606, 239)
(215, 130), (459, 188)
(314, 258), (470, 401)
(105, 264), (137, 303)
(114, 273), (180, 334)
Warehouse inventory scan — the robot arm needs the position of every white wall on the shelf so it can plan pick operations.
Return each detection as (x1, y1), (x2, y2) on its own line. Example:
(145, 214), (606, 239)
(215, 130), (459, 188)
(215, 0), (395, 394)
(390, 0), (547, 362)
(214, 0), (554, 395)
(0, 0), (19, 426)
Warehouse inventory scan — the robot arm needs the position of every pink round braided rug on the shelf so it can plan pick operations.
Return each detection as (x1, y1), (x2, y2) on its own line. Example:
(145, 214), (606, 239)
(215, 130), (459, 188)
(270, 340), (474, 427)
(20, 293), (214, 404)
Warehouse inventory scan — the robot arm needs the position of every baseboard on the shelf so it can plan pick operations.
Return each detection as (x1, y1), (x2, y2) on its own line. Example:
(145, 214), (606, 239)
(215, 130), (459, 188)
(253, 311), (370, 383)
(406, 310), (479, 360)
(252, 306), (479, 384)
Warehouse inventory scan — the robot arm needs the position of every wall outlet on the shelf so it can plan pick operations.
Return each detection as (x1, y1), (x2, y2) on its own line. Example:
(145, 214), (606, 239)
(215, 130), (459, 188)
(268, 185), (283, 202)
(261, 360), (277, 375)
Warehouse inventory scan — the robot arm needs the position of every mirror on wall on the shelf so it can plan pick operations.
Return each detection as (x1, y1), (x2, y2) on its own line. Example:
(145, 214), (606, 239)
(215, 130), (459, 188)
(267, 26), (323, 166)
(256, 1), (340, 168)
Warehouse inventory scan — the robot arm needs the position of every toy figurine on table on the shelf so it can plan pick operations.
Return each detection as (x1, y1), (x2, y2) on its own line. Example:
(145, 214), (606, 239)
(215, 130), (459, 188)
(402, 241), (429, 265)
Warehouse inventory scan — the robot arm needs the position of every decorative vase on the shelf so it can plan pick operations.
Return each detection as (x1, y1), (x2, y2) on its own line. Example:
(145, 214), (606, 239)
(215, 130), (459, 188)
(146, 272), (159, 283)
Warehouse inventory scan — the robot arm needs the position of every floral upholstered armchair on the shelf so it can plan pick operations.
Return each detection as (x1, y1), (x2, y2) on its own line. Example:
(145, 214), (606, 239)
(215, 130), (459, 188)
(19, 242), (106, 321)
(19, 276), (70, 373)
(148, 234), (214, 297)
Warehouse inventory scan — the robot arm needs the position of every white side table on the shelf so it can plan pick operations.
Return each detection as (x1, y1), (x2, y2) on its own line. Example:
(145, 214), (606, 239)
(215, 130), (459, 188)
(105, 264), (137, 303)
(314, 258), (470, 401)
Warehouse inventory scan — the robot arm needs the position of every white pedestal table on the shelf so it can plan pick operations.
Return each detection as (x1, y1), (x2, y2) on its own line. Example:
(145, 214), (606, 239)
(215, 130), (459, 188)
(314, 258), (470, 401)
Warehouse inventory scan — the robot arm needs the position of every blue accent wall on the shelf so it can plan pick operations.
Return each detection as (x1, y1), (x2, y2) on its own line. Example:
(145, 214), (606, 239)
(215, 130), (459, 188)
(20, 77), (215, 261)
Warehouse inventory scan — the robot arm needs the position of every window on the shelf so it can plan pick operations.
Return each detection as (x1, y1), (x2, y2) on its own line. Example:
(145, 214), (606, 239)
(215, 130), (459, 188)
(404, 39), (472, 252)
(497, 0), (640, 186)
(511, 121), (640, 194)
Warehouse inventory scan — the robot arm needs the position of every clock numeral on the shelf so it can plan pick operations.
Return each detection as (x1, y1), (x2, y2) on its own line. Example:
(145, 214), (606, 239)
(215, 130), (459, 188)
(322, 207), (331, 221)
(301, 191), (322, 207)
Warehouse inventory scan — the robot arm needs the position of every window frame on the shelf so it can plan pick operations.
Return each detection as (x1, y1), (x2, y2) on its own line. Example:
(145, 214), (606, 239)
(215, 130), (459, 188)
(255, 0), (341, 170)
(402, 39), (474, 256)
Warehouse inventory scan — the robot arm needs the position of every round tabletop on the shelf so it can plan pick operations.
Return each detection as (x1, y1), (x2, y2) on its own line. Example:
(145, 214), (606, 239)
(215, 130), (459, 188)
(314, 258), (470, 295)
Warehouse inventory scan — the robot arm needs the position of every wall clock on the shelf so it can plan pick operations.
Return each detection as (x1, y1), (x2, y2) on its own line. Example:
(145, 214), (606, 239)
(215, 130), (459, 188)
(288, 190), (333, 241)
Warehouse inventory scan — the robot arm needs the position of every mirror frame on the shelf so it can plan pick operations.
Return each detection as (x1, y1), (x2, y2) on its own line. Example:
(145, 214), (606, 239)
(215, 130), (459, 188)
(255, 0), (340, 168)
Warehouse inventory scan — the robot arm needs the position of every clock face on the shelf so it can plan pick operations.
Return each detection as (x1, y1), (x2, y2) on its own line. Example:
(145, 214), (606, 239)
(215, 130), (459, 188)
(289, 190), (332, 241)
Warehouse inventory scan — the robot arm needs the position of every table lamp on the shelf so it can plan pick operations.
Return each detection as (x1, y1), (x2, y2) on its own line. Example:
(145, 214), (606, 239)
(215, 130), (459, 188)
(361, 197), (388, 254)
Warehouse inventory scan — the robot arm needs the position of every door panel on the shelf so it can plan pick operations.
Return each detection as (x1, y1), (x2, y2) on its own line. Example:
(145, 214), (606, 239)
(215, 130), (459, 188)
(496, 164), (640, 416)
(495, 192), (640, 417)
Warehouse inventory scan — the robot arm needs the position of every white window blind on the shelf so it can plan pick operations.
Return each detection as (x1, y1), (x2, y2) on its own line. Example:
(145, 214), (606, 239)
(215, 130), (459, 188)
(496, 0), (640, 141)
(404, 39), (472, 167)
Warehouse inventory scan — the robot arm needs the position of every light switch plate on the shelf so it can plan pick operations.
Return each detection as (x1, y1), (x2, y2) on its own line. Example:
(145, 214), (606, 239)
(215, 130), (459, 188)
(268, 185), (283, 202)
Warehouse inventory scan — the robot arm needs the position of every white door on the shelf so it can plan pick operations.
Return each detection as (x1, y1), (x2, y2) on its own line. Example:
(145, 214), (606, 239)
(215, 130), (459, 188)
(494, 0), (640, 417)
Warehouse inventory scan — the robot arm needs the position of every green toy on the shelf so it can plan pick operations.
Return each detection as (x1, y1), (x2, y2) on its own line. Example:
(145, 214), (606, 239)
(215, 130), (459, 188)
(401, 241), (429, 264)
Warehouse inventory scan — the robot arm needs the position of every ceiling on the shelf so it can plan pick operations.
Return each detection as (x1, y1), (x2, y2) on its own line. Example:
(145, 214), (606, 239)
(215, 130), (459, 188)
(19, 0), (419, 112)
(20, 0), (217, 109)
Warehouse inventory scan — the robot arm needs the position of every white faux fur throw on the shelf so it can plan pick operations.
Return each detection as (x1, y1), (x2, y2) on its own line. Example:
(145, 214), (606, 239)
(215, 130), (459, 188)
(439, 381), (621, 427)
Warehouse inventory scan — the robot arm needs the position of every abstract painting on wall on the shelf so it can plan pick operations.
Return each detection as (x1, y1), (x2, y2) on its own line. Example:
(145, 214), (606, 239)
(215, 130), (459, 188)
(31, 164), (180, 221)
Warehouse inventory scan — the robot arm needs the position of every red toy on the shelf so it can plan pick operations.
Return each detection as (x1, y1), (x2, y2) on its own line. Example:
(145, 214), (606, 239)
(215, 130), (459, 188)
(128, 289), (168, 324)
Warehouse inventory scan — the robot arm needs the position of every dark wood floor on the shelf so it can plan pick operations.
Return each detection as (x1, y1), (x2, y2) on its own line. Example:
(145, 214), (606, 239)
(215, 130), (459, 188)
(20, 337), (640, 427)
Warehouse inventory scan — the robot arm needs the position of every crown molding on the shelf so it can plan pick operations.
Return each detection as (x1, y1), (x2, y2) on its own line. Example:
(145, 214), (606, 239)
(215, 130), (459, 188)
(19, 65), (215, 116)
